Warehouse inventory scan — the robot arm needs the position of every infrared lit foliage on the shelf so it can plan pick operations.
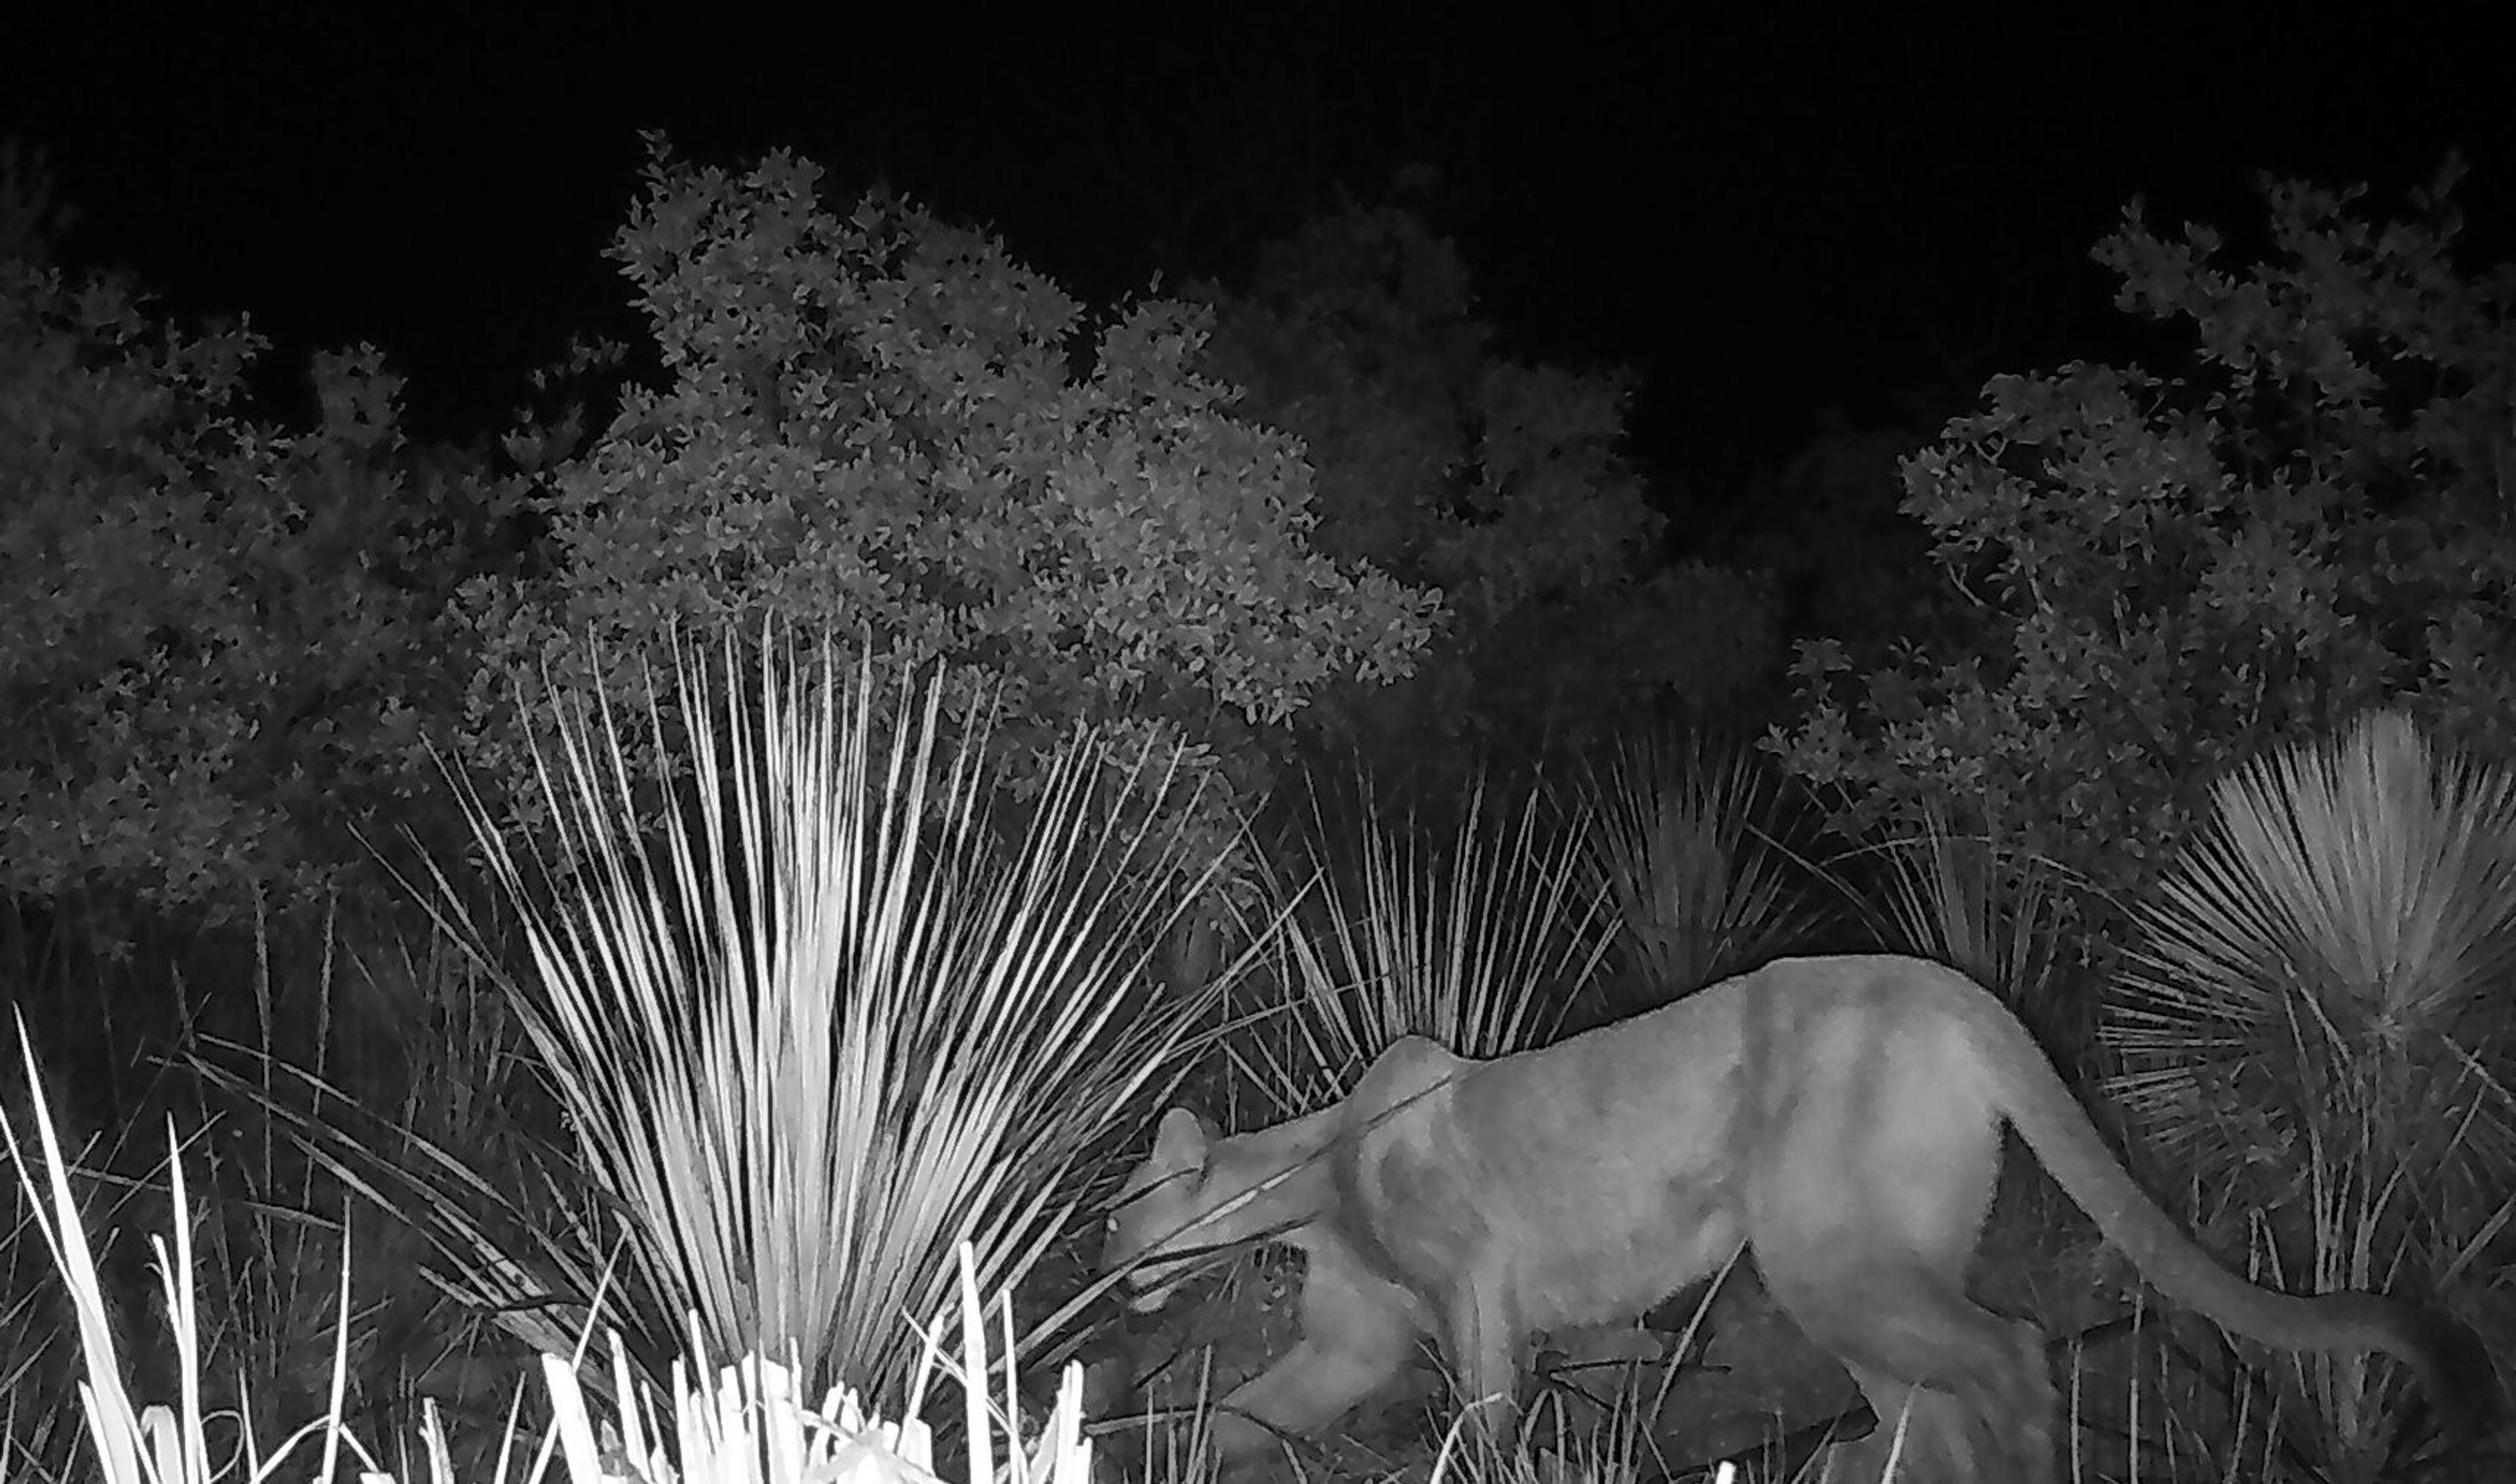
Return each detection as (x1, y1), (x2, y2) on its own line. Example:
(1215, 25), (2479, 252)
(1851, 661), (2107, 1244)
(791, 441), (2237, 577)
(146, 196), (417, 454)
(454, 141), (1441, 869)
(1778, 161), (2516, 919)
(3, 140), (1736, 940)
(0, 161), (483, 929)
(1202, 203), (1778, 772)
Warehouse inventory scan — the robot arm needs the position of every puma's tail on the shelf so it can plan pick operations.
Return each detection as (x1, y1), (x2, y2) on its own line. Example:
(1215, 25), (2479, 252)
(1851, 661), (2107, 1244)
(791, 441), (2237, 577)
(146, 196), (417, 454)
(1972, 998), (2502, 1445)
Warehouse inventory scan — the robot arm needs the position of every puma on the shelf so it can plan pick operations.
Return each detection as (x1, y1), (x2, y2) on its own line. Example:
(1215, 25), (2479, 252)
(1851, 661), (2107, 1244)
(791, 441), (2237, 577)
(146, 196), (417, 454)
(1102, 954), (2498, 1481)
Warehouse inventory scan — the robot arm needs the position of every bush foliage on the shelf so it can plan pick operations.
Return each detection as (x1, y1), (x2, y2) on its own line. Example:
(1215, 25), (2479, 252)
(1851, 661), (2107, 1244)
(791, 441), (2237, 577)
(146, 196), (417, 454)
(0, 164), (485, 933)
(1200, 203), (1778, 773)
(453, 142), (1442, 877)
(1776, 161), (2516, 921)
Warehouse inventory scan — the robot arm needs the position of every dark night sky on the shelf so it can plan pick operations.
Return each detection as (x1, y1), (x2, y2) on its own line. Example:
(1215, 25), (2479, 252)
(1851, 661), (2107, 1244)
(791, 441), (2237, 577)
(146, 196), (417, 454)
(5, 10), (2511, 508)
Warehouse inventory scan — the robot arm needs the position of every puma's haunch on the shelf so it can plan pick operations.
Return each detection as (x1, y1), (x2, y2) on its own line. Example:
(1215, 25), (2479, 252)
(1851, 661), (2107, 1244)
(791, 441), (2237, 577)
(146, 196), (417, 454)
(1101, 954), (2498, 1481)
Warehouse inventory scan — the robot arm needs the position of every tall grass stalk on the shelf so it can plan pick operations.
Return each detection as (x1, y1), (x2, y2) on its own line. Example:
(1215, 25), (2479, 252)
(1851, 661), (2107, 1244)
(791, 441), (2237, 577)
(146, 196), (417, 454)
(2103, 709), (2516, 1478)
(3, 1070), (142, 1480)
(403, 628), (1232, 1416)
(1579, 731), (1821, 1006)
(1238, 772), (1612, 1108)
(6, 1019), (1095, 1484)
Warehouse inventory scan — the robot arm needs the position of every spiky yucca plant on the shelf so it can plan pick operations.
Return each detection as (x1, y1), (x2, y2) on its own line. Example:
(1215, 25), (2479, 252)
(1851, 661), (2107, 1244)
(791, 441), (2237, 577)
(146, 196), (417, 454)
(405, 628), (1232, 1419)
(2103, 709), (2516, 1479)
(1579, 731), (1821, 1007)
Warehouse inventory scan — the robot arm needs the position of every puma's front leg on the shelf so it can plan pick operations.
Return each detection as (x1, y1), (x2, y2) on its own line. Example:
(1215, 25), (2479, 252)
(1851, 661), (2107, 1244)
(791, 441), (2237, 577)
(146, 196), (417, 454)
(1436, 1267), (1526, 1462)
(1213, 1239), (1424, 1471)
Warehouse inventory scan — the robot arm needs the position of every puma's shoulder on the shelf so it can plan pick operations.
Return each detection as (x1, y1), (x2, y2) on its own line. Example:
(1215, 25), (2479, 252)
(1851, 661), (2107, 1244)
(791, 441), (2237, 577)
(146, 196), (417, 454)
(1339, 1033), (1468, 1134)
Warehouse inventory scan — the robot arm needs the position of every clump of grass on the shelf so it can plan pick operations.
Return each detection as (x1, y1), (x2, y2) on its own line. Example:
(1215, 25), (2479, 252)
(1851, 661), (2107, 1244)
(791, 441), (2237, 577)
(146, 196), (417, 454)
(2, 898), (453, 1483)
(1856, 805), (2083, 1048)
(1578, 729), (1823, 1008)
(1233, 769), (1612, 1109)
(5, 1016), (1097, 1484)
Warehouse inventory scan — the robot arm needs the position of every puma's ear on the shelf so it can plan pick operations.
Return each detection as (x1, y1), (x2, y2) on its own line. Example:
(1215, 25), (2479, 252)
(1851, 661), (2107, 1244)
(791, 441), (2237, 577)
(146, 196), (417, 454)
(1153, 1107), (1212, 1172)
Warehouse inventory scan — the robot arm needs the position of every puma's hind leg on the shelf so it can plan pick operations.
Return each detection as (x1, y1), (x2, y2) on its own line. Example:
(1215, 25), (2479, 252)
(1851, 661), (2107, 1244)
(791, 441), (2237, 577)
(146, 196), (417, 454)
(1767, 1261), (2055, 1484)
(1752, 1048), (2055, 1481)
(1820, 1367), (2010, 1484)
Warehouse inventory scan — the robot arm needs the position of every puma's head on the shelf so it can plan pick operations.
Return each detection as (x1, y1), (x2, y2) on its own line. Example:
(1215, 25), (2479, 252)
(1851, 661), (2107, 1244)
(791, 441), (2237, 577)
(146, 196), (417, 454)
(1105, 1107), (1221, 1315)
